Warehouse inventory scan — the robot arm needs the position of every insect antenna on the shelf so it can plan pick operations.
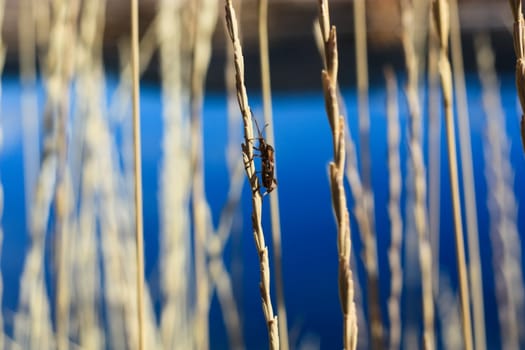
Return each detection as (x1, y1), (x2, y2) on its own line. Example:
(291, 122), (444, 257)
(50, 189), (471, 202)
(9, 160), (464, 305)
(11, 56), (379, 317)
(252, 114), (269, 138)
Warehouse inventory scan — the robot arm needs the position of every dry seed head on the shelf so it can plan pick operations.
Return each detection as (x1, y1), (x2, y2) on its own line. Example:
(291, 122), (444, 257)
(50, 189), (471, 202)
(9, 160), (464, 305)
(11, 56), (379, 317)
(321, 70), (337, 134)
(327, 27), (338, 83)
(341, 211), (351, 257)
(329, 162), (342, 223)
(336, 117), (345, 171)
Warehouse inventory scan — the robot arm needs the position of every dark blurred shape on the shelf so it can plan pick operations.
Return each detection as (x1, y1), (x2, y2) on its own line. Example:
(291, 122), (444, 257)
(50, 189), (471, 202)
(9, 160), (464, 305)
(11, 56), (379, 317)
(4, 0), (514, 90)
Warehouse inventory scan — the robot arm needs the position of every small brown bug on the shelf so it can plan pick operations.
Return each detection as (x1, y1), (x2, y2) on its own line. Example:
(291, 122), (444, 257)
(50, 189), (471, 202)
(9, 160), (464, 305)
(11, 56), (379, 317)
(244, 116), (278, 196)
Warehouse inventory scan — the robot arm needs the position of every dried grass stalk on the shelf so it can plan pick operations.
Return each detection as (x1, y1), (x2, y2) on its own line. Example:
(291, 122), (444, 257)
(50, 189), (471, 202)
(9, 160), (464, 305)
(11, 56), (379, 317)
(352, 1), (383, 346)
(383, 66), (403, 350)
(206, 7), (247, 347)
(509, 0), (525, 152)
(219, 1), (245, 336)
(353, 0), (371, 187)
(257, 0), (289, 348)
(318, 1), (358, 348)
(426, 14), (441, 298)
(437, 276), (462, 350)
(49, 2), (80, 348)
(14, 0), (77, 348)
(448, 2), (486, 348)
(224, 1), (279, 348)
(431, 1), (473, 349)
(203, 23), (247, 343)
(475, 33), (525, 350)
(98, 120), (136, 350)
(190, 0), (219, 347)
(313, 19), (368, 347)
(130, 0), (145, 348)
(400, 0), (434, 348)
(110, 15), (160, 124)
(158, 1), (193, 349)
(71, 0), (107, 347)
(104, 17), (160, 350)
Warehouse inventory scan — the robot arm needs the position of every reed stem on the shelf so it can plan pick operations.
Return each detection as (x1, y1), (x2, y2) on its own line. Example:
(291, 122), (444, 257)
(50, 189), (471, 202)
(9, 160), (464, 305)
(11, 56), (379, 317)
(318, 1), (358, 348)
(225, 1), (280, 348)
(351, 2), (383, 347)
(432, 1), (473, 348)
(257, 0), (289, 349)
(448, 2), (485, 349)
(400, 0), (434, 347)
(130, 0), (145, 348)
(384, 66), (403, 350)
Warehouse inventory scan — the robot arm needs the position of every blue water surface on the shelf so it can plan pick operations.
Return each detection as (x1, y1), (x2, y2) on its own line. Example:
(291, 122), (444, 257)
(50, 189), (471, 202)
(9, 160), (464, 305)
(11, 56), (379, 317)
(0, 73), (524, 349)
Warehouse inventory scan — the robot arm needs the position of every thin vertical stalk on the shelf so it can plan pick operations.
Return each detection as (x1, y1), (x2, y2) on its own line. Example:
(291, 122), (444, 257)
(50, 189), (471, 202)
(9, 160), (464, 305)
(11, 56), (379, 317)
(130, 0), (145, 348)
(427, 14), (441, 298)
(431, 1), (473, 349)
(257, 0), (289, 349)
(313, 20), (368, 347)
(352, 1), (382, 347)
(158, 1), (193, 349)
(221, 1), (245, 348)
(448, 2), (485, 349)
(225, 1), (280, 348)
(190, 0), (218, 348)
(223, 0), (245, 339)
(400, 0), (434, 348)
(50, 2), (79, 349)
(73, 0), (107, 347)
(353, 0), (371, 187)
(384, 66), (403, 350)
(318, 0), (358, 348)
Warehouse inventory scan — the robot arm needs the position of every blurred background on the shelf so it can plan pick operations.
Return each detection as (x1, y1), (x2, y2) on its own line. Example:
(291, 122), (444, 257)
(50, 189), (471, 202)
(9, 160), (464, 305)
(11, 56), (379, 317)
(0, 0), (524, 349)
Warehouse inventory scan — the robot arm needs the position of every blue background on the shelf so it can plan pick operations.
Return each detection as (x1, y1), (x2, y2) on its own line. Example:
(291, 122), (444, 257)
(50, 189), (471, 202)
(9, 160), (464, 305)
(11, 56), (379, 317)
(1, 73), (524, 349)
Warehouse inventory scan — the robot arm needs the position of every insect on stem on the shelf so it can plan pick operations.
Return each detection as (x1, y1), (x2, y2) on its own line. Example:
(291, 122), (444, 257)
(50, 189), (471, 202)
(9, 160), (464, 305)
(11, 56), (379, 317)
(247, 116), (278, 196)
